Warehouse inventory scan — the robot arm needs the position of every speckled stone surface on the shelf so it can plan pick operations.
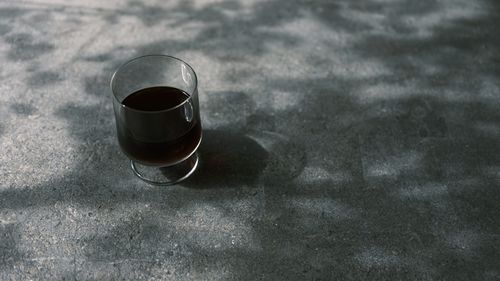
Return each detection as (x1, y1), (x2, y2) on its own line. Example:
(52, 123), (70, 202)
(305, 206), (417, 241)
(1, 0), (500, 280)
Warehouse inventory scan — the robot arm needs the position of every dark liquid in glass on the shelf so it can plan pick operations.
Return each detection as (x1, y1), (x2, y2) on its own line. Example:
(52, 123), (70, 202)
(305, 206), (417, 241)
(118, 86), (201, 166)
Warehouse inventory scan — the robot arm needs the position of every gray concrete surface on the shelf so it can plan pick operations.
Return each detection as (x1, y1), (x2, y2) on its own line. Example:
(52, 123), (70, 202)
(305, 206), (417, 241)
(1, 0), (500, 280)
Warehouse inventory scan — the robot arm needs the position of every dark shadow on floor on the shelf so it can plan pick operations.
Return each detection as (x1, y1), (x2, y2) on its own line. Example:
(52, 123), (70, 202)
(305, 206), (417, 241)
(182, 129), (269, 189)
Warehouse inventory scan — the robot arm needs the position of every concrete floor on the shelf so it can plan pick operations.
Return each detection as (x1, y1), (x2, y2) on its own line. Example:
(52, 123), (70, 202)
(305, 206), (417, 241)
(1, 0), (500, 280)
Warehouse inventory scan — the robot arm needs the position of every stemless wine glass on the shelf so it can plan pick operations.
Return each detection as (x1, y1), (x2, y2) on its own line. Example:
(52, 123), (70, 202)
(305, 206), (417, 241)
(110, 55), (202, 185)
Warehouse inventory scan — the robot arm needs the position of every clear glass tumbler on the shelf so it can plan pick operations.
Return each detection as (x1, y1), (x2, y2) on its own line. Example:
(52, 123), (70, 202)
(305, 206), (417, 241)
(110, 55), (202, 185)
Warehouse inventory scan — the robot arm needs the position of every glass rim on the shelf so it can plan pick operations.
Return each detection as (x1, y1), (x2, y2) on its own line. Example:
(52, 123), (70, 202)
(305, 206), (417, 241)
(110, 54), (199, 114)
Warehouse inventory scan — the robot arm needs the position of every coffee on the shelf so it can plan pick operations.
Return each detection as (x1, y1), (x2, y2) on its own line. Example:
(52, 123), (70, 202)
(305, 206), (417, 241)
(117, 86), (202, 166)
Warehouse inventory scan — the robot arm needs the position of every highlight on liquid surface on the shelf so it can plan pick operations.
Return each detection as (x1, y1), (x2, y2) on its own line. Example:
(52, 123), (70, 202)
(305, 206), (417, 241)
(117, 86), (202, 166)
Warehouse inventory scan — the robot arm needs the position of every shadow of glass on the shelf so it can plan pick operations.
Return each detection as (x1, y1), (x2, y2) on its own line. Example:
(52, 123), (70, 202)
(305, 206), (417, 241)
(183, 127), (307, 189)
(182, 129), (269, 189)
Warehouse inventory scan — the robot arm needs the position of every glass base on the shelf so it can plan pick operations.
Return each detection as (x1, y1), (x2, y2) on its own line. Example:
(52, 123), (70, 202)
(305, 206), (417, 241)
(130, 152), (199, 185)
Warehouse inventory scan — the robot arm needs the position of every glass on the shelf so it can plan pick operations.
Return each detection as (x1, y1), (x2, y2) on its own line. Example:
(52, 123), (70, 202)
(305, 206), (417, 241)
(110, 55), (202, 185)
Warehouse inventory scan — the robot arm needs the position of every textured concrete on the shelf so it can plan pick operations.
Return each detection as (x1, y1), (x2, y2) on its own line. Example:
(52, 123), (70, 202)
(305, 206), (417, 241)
(1, 0), (500, 280)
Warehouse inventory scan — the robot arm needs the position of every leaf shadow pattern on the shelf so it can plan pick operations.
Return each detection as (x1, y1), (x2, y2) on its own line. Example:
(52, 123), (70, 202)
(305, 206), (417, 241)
(0, 224), (23, 271)
(1, 0), (500, 280)
(4, 33), (54, 62)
